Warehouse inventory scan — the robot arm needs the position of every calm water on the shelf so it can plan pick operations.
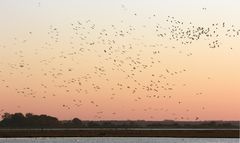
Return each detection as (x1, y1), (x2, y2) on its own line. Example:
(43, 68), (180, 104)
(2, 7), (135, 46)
(0, 138), (238, 143)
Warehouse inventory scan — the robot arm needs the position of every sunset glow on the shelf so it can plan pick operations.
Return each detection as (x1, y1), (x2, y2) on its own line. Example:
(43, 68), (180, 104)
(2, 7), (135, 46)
(0, 0), (240, 121)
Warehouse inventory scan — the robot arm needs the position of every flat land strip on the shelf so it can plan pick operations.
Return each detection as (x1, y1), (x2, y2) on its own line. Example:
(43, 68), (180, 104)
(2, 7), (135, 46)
(0, 129), (239, 138)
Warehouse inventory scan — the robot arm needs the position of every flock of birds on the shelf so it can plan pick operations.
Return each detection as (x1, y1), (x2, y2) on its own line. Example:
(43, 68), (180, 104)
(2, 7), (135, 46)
(0, 4), (239, 121)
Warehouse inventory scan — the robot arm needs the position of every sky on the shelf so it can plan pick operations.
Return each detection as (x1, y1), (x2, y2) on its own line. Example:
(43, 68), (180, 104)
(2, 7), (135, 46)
(0, 0), (240, 121)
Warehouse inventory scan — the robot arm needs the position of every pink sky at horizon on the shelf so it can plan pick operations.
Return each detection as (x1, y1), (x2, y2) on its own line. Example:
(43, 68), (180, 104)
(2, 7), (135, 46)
(0, 0), (240, 121)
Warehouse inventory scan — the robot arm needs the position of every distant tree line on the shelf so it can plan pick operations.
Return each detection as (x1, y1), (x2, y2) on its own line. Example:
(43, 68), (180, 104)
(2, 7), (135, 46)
(0, 113), (59, 128)
(0, 112), (239, 129)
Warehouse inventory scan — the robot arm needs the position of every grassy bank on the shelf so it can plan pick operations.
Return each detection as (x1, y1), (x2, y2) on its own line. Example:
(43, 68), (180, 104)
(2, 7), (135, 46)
(0, 129), (239, 138)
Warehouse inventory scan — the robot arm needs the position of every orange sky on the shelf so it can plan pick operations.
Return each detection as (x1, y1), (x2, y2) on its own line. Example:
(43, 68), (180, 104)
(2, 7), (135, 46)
(0, 0), (240, 121)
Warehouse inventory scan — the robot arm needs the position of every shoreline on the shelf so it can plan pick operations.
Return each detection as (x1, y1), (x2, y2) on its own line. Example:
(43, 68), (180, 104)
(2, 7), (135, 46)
(0, 129), (239, 138)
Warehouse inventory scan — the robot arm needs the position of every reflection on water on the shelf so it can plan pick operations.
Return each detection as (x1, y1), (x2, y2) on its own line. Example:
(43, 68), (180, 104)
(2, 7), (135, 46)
(0, 137), (238, 143)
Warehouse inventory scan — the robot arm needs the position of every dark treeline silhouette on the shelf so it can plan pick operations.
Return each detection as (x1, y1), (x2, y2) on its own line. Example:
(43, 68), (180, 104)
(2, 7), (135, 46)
(0, 113), (59, 128)
(0, 113), (239, 129)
